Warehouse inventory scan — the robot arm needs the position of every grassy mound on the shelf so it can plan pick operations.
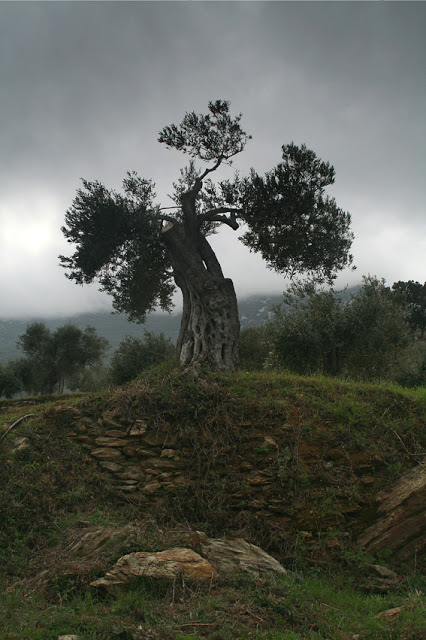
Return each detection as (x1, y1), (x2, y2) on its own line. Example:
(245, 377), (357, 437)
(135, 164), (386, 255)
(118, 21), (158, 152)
(0, 371), (424, 639)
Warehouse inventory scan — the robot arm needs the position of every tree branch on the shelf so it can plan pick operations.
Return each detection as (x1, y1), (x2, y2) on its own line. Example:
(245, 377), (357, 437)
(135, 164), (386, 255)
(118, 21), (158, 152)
(161, 221), (175, 234)
(201, 214), (240, 230)
(201, 206), (242, 219)
(183, 151), (239, 217)
(154, 213), (179, 224)
(198, 236), (224, 277)
(198, 156), (224, 182)
(198, 206), (242, 230)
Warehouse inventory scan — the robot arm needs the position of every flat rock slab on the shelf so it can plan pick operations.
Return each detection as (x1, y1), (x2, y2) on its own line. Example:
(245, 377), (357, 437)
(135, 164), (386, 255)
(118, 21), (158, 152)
(94, 437), (130, 447)
(376, 606), (405, 623)
(90, 548), (217, 588)
(189, 531), (287, 578)
(90, 447), (124, 461)
(128, 420), (148, 436)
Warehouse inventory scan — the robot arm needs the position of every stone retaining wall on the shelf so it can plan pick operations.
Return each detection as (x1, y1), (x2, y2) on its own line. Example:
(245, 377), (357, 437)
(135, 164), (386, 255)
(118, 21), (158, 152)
(63, 406), (282, 509)
(49, 403), (425, 564)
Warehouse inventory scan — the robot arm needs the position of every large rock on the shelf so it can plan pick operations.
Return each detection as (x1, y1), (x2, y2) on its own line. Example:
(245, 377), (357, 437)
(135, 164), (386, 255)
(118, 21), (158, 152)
(90, 548), (217, 588)
(188, 531), (287, 579)
(358, 564), (400, 593)
(357, 462), (426, 561)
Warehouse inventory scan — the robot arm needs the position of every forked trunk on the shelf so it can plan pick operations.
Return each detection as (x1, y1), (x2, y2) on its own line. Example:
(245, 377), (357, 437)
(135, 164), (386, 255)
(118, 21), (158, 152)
(161, 223), (240, 371)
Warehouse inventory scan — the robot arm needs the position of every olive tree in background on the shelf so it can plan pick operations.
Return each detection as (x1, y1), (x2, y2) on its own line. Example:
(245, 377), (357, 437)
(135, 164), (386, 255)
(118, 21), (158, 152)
(238, 325), (271, 371)
(17, 322), (109, 394)
(392, 280), (426, 339)
(0, 359), (32, 399)
(268, 277), (412, 382)
(267, 282), (348, 376)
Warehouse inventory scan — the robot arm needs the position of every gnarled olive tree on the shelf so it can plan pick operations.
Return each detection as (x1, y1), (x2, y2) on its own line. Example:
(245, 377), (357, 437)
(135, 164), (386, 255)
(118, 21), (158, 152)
(60, 100), (353, 371)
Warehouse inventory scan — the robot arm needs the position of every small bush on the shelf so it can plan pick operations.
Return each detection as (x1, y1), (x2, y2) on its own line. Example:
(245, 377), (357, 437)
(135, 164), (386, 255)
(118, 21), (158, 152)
(110, 331), (176, 385)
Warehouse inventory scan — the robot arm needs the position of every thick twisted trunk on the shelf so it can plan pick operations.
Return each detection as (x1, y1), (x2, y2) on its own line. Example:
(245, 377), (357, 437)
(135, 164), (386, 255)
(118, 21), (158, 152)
(161, 223), (240, 371)
(177, 269), (240, 370)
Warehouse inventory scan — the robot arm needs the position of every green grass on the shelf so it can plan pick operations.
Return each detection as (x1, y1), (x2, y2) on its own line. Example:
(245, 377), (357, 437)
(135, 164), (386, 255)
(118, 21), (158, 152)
(1, 570), (424, 639)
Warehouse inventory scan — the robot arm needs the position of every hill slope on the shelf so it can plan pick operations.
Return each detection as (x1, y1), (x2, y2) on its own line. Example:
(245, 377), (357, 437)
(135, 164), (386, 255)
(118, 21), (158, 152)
(0, 371), (424, 639)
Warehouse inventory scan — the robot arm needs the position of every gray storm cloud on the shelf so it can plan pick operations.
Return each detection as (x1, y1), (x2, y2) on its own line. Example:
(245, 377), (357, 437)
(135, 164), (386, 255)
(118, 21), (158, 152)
(0, 2), (425, 319)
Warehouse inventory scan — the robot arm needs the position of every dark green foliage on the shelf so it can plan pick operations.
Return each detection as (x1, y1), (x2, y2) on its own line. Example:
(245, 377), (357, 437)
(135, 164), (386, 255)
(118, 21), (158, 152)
(66, 363), (111, 393)
(158, 99), (251, 162)
(269, 276), (411, 382)
(392, 280), (426, 338)
(60, 177), (175, 323)
(17, 322), (109, 394)
(390, 340), (426, 388)
(238, 325), (270, 371)
(268, 282), (348, 376)
(110, 331), (176, 385)
(343, 277), (410, 380)
(0, 359), (31, 398)
(240, 143), (354, 283)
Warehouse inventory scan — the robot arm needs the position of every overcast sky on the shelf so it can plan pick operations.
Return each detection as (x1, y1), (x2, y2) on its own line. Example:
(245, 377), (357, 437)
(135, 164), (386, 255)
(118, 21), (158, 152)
(0, 1), (425, 320)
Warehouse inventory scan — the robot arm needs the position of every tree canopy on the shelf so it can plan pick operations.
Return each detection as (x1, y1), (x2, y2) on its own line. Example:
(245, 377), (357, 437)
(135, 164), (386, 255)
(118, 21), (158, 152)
(392, 280), (426, 339)
(17, 322), (108, 394)
(110, 331), (176, 386)
(60, 99), (354, 371)
(266, 276), (412, 381)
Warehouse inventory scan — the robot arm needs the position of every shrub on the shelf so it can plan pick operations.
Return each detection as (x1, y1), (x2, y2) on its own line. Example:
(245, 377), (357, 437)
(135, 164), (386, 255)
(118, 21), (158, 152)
(110, 331), (176, 385)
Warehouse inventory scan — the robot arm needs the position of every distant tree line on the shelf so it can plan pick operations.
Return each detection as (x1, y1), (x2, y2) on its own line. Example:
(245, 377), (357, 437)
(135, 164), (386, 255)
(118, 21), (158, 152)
(1, 278), (424, 398)
(0, 323), (109, 397)
(239, 277), (425, 387)
(0, 324), (176, 398)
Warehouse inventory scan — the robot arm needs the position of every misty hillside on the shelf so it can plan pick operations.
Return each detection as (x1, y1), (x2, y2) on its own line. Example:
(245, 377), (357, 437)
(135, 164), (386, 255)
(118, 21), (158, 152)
(0, 287), (362, 363)
(0, 294), (283, 363)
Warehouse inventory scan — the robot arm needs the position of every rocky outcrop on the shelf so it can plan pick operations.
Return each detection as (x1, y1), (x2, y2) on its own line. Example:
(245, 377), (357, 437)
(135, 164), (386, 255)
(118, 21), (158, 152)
(89, 530), (286, 589)
(187, 531), (287, 578)
(357, 462), (426, 560)
(90, 548), (218, 588)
